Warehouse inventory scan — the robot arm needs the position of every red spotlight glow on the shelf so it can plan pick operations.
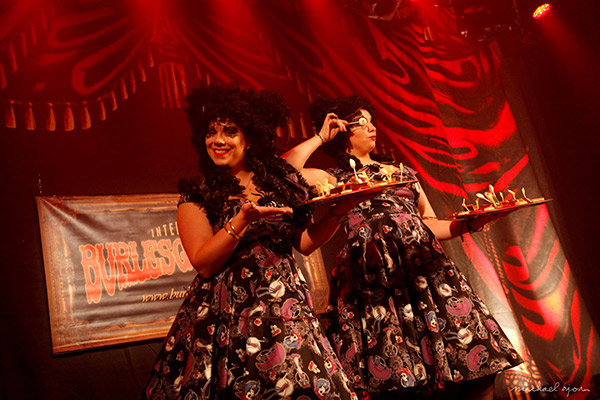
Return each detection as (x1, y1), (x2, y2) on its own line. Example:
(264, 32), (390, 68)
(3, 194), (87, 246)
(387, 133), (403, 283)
(532, 3), (551, 19)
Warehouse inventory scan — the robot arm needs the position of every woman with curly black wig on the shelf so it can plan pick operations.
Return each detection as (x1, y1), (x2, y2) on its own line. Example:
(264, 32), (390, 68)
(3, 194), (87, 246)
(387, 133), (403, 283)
(141, 86), (363, 400)
(283, 95), (522, 400)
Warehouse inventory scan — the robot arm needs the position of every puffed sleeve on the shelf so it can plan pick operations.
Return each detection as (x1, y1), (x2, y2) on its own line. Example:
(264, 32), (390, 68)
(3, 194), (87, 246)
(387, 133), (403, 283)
(177, 177), (206, 206)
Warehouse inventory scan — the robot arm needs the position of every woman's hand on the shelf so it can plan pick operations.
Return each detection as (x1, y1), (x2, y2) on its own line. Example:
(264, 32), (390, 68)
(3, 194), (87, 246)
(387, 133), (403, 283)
(316, 112), (347, 143)
(237, 202), (293, 224)
(295, 191), (377, 255)
(282, 112), (347, 169)
(464, 209), (515, 232)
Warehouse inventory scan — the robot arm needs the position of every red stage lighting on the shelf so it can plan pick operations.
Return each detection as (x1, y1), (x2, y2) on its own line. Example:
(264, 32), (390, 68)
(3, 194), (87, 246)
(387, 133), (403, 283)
(532, 3), (551, 19)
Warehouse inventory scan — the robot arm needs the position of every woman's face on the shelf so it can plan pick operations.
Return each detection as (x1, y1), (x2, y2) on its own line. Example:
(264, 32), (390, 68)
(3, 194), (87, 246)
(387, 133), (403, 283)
(205, 119), (248, 171)
(346, 109), (376, 156)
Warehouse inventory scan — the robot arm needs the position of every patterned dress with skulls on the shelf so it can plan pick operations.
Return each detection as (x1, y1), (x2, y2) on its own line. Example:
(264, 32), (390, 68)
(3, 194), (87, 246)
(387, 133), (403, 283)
(325, 165), (522, 394)
(142, 180), (357, 400)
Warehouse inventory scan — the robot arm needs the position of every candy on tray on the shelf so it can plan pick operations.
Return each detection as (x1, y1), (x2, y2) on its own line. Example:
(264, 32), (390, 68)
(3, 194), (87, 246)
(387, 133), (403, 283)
(453, 184), (548, 218)
(310, 163), (407, 201)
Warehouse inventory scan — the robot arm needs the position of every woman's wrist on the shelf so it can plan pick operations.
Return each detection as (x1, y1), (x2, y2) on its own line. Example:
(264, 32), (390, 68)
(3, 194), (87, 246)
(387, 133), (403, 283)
(229, 210), (252, 237)
(457, 218), (483, 242)
(224, 220), (242, 240)
(465, 218), (484, 233)
(329, 206), (346, 222)
(315, 132), (325, 144)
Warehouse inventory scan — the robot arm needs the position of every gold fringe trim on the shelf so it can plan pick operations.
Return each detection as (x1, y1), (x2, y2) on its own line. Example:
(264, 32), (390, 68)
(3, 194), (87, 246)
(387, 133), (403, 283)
(98, 97), (106, 121)
(80, 101), (91, 130)
(119, 77), (128, 100)
(0, 63), (6, 90)
(109, 90), (117, 111)
(5, 102), (16, 129)
(129, 70), (136, 94)
(25, 102), (36, 130)
(7, 44), (18, 73)
(64, 103), (74, 131)
(46, 102), (56, 131)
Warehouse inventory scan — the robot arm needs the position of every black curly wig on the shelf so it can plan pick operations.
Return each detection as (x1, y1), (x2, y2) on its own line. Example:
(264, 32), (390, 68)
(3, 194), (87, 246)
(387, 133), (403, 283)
(179, 84), (311, 225)
(307, 94), (394, 171)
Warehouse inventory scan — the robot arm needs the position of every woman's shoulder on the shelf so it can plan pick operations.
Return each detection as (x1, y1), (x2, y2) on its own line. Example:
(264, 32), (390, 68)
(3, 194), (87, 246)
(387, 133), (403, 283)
(299, 168), (336, 187)
(380, 161), (417, 177)
(282, 170), (315, 203)
(399, 163), (418, 177)
(177, 176), (206, 205)
(326, 167), (349, 179)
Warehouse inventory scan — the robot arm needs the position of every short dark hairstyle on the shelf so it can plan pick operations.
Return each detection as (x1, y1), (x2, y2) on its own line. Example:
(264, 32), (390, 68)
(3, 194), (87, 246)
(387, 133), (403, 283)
(307, 94), (392, 170)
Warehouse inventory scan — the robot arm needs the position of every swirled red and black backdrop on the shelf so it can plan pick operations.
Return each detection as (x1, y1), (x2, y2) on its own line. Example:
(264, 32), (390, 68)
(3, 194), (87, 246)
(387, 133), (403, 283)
(1, 0), (599, 399)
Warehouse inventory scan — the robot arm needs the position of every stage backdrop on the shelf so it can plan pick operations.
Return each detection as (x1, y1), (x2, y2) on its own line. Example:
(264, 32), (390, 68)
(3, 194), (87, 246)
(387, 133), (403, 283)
(1, 0), (598, 399)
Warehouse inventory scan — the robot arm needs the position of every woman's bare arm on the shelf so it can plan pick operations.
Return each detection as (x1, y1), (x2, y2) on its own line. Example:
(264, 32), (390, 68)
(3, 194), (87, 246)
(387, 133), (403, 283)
(178, 202), (292, 279)
(419, 186), (508, 240)
(282, 113), (346, 169)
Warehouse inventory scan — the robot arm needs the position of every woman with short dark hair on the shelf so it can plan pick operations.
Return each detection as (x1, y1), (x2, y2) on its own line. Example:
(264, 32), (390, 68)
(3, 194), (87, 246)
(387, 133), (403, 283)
(284, 94), (522, 400)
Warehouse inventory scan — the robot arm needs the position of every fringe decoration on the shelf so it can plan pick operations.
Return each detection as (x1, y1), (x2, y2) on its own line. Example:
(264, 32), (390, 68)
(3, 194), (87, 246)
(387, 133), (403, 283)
(137, 61), (146, 82)
(0, 63), (6, 90)
(299, 113), (309, 139)
(424, 24), (435, 42)
(287, 118), (296, 139)
(119, 77), (128, 100)
(7, 44), (18, 73)
(64, 103), (75, 131)
(5, 101), (16, 129)
(170, 65), (180, 108)
(98, 97), (107, 121)
(109, 90), (117, 111)
(129, 70), (136, 94)
(80, 101), (91, 130)
(159, 66), (166, 107)
(0, 22), (152, 131)
(160, 63), (187, 109)
(285, 65), (292, 80)
(25, 102), (36, 130)
(46, 102), (56, 131)
(148, 47), (154, 68)
(177, 64), (187, 107)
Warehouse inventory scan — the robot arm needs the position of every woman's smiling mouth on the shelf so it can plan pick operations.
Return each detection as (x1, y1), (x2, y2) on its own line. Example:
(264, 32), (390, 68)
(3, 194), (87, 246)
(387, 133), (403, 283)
(211, 147), (231, 156)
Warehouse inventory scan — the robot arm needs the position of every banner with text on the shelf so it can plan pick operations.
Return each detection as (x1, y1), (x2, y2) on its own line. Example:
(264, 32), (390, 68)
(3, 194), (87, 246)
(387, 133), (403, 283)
(36, 194), (196, 354)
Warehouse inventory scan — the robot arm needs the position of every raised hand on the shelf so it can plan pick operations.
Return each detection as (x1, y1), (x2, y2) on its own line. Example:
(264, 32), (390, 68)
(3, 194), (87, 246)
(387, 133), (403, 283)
(317, 112), (347, 143)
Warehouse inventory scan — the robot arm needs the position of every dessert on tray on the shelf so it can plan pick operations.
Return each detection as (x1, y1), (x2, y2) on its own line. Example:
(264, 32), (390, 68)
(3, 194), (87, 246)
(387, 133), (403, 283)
(452, 185), (550, 218)
(308, 161), (414, 204)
